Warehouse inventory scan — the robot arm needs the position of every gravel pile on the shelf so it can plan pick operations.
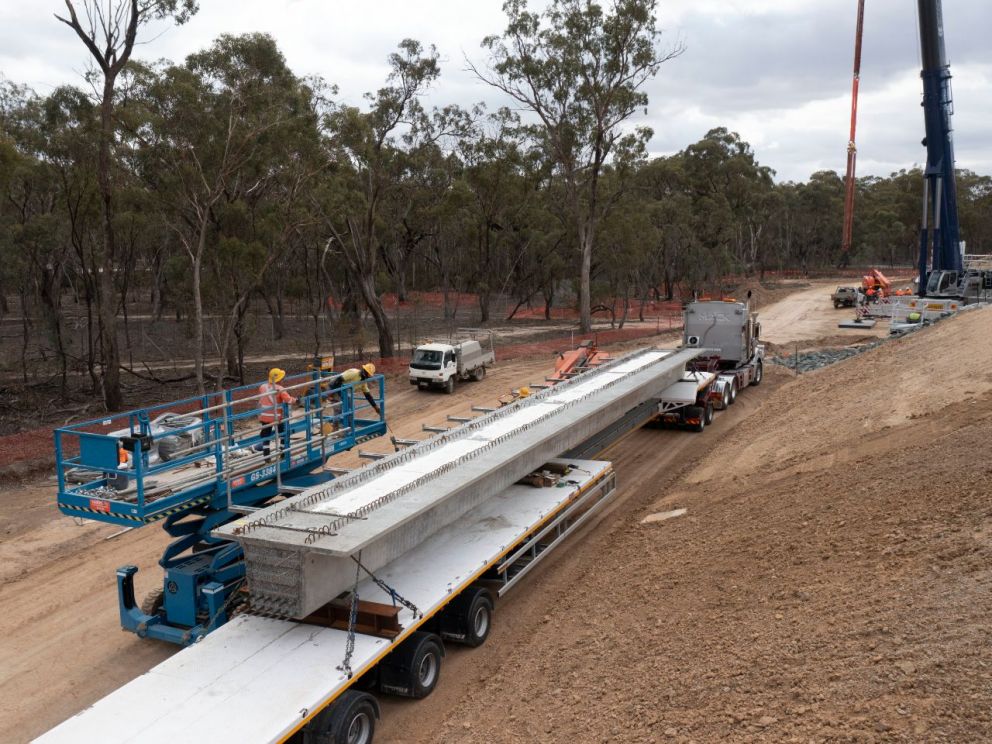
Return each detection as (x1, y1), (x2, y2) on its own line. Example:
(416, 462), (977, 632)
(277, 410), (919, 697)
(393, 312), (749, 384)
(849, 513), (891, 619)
(769, 340), (885, 373)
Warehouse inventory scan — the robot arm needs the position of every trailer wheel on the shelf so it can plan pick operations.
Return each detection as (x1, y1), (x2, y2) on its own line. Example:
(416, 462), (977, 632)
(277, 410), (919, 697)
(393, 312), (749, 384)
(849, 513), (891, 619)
(411, 636), (442, 697)
(379, 631), (444, 699)
(703, 401), (715, 426)
(305, 690), (378, 744)
(444, 377), (455, 395)
(442, 587), (494, 647)
(684, 406), (705, 433)
(751, 360), (763, 387)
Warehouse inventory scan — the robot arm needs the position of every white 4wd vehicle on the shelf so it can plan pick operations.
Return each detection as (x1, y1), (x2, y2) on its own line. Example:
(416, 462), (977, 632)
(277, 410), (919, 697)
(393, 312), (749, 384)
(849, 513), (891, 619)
(409, 340), (495, 394)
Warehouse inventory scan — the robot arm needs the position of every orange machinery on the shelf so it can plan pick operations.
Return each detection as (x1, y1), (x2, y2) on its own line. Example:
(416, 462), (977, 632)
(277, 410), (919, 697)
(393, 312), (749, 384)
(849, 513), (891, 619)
(547, 340), (612, 384)
(862, 268), (913, 297)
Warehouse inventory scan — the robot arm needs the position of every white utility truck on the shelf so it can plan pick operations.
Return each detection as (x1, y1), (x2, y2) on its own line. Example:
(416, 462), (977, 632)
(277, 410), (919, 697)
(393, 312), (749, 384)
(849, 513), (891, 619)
(408, 338), (494, 393)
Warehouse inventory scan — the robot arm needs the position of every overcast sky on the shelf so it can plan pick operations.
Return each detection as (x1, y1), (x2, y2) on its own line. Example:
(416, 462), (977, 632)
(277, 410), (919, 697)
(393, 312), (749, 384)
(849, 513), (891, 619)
(1, 1), (989, 182)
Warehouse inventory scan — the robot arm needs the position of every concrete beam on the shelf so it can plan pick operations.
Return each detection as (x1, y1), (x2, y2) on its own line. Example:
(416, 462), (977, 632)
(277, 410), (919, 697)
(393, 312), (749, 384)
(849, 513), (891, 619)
(219, 347), (702, 618)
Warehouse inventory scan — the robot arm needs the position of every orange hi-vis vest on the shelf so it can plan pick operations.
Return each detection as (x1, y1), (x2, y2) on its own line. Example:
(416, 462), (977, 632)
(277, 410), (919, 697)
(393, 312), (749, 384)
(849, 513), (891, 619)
(258, 382), (293, 424)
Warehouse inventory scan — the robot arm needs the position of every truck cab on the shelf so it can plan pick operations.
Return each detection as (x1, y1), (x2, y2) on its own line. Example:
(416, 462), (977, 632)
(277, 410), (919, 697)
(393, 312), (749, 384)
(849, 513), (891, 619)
(409, 343), (456, 388)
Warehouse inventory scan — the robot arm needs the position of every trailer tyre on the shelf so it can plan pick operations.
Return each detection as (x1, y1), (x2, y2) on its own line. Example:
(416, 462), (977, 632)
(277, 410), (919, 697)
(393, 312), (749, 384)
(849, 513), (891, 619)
(703, 401), (715, 426)
(685, 406), (705, 433)
(410, 635), (443, 698)
(306, 690), (378, 744)
(379, 631), (444, 699)
(751, 360), (763, 387)
(442, 587), (494, 647)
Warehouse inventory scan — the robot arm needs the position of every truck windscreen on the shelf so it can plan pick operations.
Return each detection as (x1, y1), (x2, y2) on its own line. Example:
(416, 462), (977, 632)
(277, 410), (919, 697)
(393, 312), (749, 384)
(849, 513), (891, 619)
(411, 349), (442, 370)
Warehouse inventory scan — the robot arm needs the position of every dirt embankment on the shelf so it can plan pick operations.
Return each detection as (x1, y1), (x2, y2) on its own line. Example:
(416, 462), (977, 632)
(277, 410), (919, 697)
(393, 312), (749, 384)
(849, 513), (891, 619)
(378, 305), (992, 743)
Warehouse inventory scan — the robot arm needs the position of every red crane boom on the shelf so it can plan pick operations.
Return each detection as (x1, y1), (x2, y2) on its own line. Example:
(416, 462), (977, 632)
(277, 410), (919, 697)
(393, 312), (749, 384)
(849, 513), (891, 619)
(840, 0), (866, 266)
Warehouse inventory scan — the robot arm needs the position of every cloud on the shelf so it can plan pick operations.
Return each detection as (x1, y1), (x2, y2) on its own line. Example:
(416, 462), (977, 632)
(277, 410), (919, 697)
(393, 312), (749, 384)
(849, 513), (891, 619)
(1, 0), (989, 183)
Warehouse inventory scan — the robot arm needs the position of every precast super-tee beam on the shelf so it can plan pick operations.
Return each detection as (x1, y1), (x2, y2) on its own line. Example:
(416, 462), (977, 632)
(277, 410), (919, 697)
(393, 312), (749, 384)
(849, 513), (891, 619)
(218, 347), (702, 618)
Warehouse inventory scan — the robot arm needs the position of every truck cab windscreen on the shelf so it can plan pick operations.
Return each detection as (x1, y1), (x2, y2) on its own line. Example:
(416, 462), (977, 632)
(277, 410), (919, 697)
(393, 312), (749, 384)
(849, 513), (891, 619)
(411, 350), (442, 370)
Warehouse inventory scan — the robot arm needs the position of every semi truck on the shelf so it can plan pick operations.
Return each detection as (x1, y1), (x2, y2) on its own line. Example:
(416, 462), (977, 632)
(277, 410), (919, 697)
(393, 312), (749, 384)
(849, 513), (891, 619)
(681, 296), (765, 413)
(409, 338), (495, 393)
(37, 345), (738, 744)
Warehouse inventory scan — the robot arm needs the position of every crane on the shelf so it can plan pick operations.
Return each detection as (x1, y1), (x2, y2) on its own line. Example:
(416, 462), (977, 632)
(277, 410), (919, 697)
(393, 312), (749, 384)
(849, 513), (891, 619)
(916, 0), (964, 297)
(838, 0), (866, 268)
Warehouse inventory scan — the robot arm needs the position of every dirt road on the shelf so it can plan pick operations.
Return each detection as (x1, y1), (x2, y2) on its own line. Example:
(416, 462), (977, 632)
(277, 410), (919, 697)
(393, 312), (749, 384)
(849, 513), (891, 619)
(756, 280), (892, 344)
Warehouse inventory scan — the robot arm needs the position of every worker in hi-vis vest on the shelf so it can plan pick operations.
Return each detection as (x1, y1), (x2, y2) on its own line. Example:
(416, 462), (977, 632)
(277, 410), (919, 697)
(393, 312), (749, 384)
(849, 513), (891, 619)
(257, 368), (297, 456)
(330, 363), (380, 415)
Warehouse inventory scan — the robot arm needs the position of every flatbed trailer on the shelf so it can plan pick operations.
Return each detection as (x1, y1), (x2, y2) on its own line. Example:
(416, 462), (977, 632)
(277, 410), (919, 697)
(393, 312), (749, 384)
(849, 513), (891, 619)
(35, 459), (616, 744)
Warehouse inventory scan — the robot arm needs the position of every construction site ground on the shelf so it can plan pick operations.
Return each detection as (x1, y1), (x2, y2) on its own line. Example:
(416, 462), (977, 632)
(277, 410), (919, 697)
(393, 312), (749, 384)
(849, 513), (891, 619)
(4, 280), (991, 742)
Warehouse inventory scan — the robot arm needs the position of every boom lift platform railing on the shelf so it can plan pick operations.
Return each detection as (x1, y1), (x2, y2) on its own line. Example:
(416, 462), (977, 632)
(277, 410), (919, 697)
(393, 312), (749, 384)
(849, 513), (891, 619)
(53, 369), (387, 645)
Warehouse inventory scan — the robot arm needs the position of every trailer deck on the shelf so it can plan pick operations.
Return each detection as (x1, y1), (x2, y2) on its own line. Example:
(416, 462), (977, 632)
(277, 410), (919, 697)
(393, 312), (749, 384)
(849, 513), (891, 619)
(35, 459), (615, 744)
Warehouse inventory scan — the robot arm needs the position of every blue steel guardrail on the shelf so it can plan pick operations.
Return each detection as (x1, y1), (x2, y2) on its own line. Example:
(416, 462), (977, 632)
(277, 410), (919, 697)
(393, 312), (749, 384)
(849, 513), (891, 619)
(54, 372), (387, 527)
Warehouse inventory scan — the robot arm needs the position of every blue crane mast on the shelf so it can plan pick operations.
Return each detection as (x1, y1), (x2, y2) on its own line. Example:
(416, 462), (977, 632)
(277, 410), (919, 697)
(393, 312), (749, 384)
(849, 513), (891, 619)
(916, 0), (963, 297)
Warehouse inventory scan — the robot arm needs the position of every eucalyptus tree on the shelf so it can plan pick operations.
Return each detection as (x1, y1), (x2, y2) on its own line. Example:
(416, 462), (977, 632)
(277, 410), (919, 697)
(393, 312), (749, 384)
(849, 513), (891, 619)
(55, 0), (197, 409)
(317, 39), (442, 357)
(680, 128), (775, 276)
(472, 0), (682, 332)
(138, 33), (315, 390)
(457, 107), (543, 322)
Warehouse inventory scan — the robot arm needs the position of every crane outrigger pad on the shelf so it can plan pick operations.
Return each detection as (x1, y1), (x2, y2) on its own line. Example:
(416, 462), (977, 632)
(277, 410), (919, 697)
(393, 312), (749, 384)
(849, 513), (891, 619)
(838, 319), (877, 328)
(218, 347), (703, 618)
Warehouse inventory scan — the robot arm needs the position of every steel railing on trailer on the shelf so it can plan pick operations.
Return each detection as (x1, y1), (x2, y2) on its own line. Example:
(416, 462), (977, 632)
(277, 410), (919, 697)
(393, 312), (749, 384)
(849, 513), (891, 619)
(54, 371), (387, 527)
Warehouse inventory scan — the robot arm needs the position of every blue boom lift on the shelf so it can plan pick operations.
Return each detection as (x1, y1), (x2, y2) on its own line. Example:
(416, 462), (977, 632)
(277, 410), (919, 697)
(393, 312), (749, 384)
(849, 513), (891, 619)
(916, 0), (964, 297)
(54, 367), (387, 646)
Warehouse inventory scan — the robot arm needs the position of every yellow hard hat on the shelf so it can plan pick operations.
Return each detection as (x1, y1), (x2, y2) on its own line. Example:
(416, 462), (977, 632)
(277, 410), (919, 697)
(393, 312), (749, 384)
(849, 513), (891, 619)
(269, 368), (286, 383)
(518, 386), (531, 397)
(361, 363), (376, 377)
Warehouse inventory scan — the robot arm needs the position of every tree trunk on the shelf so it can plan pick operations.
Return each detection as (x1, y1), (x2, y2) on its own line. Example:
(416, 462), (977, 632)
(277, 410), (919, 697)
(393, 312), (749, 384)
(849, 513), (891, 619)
(19, 289), (30, 384)
(478, 292), (490, 324)
(578, 223), (593, 333)
(262, 292), (285, 340)
(39, 271), (69, 395)
(618, 290), (630, 330)
(190, 219), (208, 395)
(96, 75), (122, 411)
(357, 271), (393, 358)
(638, 284), (649, 323)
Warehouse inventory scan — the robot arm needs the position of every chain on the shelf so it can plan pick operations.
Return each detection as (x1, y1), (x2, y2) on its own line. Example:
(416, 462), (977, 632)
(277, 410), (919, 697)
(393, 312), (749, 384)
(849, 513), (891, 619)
(351, 554), (422, 619)
(336, 552), (363, 679)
